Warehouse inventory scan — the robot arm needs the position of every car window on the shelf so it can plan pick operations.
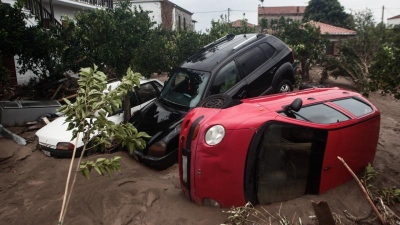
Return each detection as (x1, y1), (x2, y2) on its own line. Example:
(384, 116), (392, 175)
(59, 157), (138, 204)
(259, 43), (276, 58)
(128, 91), (139, 106)
(160, 69), (210, 108)
(137, 82), (158, 103)
(152, 81), (163, 92)
(210, 61), (240, 95)
(332, 98), (373, 117)
(280, 103), (350, 124)
(237, 46), (267, 76)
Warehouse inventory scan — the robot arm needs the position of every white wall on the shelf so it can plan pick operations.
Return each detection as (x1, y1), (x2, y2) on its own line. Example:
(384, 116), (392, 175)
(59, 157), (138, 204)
(130, 2), (162, 26)
(388, 18), (400, 26)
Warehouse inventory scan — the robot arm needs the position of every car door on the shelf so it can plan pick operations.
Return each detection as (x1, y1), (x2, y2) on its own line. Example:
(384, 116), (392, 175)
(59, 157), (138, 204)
(208, 60), (244, 98)
(238, 43), (277, 97)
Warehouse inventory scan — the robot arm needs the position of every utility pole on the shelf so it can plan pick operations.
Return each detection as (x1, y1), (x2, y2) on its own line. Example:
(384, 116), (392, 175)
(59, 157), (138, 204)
(381, 5), (385, 24)
(228, 8), (231, 22)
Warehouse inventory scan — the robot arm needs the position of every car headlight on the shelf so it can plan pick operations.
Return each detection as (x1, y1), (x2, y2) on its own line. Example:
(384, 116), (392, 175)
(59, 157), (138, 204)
(148, 141), (166, 157)
(205, 125), (225, 146)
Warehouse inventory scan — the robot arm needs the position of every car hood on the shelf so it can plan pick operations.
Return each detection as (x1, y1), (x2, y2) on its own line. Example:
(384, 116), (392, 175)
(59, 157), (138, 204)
(35, 116), (82, 148)
(131, 98), (186, 144)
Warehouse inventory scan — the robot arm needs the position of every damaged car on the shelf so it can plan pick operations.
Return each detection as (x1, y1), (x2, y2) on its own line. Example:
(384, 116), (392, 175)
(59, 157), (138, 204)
(179, 87), (380, 207)
(35, 79), (163, 158)
(129, 33), (297, 170)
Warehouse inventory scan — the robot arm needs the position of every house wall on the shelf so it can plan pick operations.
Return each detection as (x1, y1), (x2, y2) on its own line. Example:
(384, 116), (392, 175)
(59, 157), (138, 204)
(388, 18), (400, 26)
(130, 2), (162, 25)
(323, 35), (355, 56)
(259, 15), (303, 28)
(173, 7), (193, 30)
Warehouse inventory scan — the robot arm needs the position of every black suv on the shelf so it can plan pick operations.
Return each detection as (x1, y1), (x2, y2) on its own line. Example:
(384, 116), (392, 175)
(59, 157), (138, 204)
(130, 33), (296, 169)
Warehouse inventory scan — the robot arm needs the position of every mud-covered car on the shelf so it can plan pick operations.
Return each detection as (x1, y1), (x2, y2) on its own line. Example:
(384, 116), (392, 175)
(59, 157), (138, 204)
(130, 33), (297, 170)
(179, 88), (380, 207)
(36, 79), (163, 158)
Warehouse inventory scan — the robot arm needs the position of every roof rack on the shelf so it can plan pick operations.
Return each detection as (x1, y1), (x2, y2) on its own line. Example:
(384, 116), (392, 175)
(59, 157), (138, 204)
(186, 34), (235, 62)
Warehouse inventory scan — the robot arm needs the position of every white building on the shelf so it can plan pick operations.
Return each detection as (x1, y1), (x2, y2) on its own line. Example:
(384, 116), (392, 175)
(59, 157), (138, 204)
(387, 15), (400, 26)
(130, 0), (195, 31)
(3, 0), (194, 85)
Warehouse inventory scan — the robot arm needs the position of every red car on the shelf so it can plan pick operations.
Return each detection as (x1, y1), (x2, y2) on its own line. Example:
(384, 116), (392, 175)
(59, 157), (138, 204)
(179, 88), (380, 207)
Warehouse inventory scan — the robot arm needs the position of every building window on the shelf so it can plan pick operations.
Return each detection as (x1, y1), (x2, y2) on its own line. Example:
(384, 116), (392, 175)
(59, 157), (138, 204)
(179, 16), (181, 29)
(184, 17), (186, 30)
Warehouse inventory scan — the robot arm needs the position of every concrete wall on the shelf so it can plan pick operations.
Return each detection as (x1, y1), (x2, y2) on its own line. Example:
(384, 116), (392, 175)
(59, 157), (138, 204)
(130, 2), (162, 25)
(388, 18), (400, 26)
(173, 7), (193, 31)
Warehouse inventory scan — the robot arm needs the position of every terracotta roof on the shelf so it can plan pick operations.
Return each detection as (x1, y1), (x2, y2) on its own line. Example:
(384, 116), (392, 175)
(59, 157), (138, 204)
(258, 6), (306, 15)
(308, 21), (357, 35)
(388, 14), (400, 20)
(231, 19), (256, 28)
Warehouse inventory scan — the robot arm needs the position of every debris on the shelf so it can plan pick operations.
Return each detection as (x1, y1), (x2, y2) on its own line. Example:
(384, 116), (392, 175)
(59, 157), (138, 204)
(338, 156), (386, 225)
(41, 117), (50, 125)
(311, 201), (335, 225)
(0, 124), (27, 146)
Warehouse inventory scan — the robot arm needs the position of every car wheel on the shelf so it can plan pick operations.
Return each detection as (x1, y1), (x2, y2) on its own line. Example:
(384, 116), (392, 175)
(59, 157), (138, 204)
(277, 79), (293, 93)
(197, 94), (235, 109)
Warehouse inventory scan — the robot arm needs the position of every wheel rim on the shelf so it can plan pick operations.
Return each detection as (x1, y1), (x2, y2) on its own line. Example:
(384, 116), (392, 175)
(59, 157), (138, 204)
(279, 84), (290, 92)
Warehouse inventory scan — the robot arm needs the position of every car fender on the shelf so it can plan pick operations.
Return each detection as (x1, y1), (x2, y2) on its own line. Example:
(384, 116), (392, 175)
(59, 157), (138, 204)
(271, 62), (294, 91)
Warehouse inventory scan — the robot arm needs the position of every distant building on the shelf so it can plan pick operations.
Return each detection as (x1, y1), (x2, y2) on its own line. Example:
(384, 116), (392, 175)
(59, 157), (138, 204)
(130, 0), (195, 31)
(258, 5), (306, 28)
(308, 21), (357, 56)
(387, 14), (400, 26)
(231, 19), (256, 29)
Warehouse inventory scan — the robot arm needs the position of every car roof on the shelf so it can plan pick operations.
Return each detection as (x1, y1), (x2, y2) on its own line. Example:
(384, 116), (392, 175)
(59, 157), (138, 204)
(242, 87), (365, 111)
(180, 33), (272, 72)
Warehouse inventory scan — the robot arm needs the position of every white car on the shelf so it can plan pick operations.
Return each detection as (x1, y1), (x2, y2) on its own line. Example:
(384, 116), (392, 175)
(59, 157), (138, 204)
(36, 79), (163, 158)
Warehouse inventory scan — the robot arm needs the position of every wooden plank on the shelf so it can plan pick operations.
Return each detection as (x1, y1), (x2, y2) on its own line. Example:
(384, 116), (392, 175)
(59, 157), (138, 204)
(311, 201), (335, 225)
(41, 117), (50, 125)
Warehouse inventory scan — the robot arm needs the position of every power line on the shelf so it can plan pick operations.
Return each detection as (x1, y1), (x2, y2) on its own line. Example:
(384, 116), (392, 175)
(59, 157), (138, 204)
(193, 10), (226, 14)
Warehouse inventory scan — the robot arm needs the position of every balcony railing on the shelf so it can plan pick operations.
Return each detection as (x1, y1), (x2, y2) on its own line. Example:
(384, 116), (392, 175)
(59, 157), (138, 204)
(25, 0), (62, 30)
(77, 0), (113, 8)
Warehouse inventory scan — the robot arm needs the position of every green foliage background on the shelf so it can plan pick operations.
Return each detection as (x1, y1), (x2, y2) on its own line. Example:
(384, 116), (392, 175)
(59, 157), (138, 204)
(1, 0), (399, 99)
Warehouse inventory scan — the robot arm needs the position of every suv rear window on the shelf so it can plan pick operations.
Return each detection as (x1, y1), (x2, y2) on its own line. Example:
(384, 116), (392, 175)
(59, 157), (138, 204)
(237, 46), (267, 76)
(332, 98), (373, 117)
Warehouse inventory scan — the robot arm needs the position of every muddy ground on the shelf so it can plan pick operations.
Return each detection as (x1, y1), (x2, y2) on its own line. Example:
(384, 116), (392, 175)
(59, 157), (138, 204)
(0, 73), (399, 225)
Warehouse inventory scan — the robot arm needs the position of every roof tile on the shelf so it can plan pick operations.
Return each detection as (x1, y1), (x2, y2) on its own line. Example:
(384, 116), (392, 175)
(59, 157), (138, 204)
(309, 21), (357, 35)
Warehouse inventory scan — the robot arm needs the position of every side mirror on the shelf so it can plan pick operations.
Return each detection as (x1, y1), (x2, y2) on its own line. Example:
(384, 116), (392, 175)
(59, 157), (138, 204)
(284, 98), (302, 112)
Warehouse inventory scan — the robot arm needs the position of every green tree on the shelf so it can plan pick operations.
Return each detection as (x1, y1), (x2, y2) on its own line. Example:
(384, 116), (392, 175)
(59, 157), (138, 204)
(275, 20), (327, 81)
(259, 18), (268, 32)
(325, 9), (382, 94)
(70, 0), (155, 79)
(0, 0), (29, 82)
(58, 65), (149, 223)
(303, 0), (354, 29)
(131, 28), (212, 77)
(369, 26), (400, 99)
(208, 15), (236, 39)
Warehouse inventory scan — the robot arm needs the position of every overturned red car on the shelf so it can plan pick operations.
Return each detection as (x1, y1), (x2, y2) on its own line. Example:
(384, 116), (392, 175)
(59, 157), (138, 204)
(179, 88), (380, 208)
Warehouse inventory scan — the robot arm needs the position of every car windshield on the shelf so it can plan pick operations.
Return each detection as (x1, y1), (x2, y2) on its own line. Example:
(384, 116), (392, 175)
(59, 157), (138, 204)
(160, 68), (210, 109)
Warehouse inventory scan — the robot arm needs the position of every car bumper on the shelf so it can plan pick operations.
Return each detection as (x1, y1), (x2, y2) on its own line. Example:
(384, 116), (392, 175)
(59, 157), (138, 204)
(37, 144), (84, 158)
(133, 149), (178, 170)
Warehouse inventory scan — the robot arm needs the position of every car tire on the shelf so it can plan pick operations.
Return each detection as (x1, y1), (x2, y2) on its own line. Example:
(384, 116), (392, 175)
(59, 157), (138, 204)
(276, 79), (293, 93)
(197, 94), (235, 109)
